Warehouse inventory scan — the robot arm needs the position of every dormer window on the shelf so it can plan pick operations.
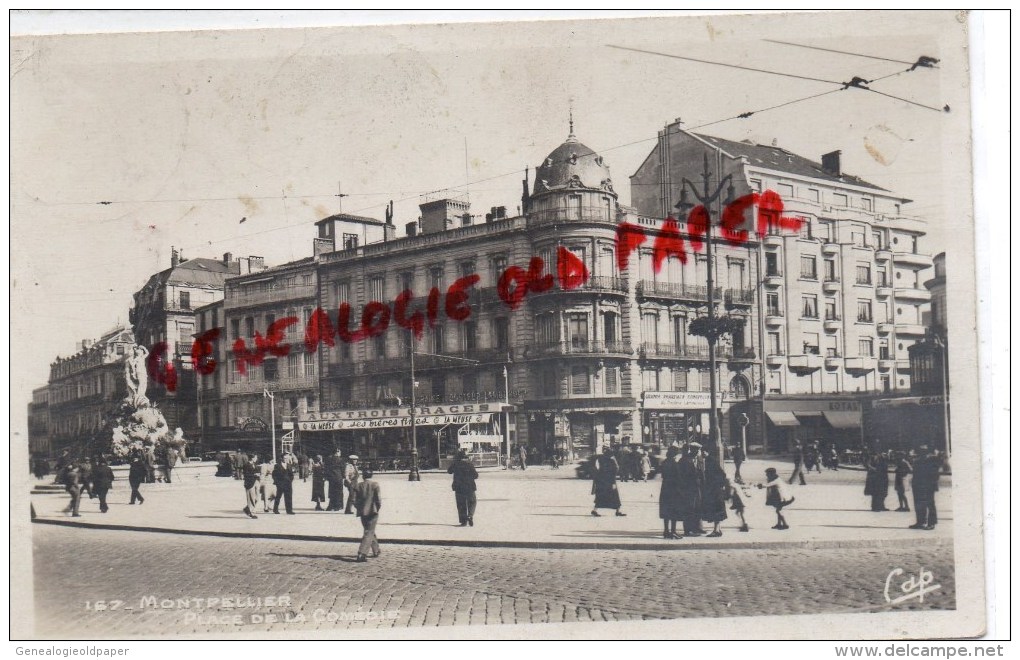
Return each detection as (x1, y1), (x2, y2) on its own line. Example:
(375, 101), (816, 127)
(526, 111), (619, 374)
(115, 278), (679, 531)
(570, 153), (578, 165)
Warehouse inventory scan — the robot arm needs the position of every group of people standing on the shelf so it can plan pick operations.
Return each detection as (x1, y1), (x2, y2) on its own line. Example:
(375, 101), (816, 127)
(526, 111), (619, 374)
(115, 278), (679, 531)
(864, 445), (944, 530)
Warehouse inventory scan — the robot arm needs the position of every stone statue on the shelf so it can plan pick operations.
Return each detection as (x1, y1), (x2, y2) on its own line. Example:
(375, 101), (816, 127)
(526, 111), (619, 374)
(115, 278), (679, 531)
(125, 344), (150, 408)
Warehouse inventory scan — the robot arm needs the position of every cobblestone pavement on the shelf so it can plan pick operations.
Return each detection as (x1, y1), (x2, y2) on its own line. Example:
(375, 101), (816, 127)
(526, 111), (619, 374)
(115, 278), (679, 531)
(31, 525), (955, 639)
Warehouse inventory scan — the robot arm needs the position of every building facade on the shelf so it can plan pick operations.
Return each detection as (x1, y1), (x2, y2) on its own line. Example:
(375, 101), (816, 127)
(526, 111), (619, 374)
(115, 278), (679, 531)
(298, 127), (762, 463)
(129, 249), (264, 434)
(45, 326), (134, 455)
(630, 123), (935, 452)
(28, 386), (50, 456)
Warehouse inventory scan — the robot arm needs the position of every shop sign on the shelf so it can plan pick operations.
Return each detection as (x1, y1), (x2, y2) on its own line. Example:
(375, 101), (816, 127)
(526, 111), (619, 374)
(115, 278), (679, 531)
(301, 402), (501, 423)
(642, 391), (716, 410)
(237, 416), (268, 432)
(299, 413), (492, 432)
(872, 396), (947, 409)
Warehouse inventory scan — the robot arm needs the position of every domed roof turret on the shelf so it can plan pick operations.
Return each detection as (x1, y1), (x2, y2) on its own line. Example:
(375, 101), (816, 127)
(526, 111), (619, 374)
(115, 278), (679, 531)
(533, 127), (615, 197)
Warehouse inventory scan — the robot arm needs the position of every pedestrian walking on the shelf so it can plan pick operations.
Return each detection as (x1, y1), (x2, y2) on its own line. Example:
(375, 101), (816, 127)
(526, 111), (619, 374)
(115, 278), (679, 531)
(637, 450), (651, 482)
(701, 457), (729, 537)
(759, 467), (795, 530)
(160, 447), (176, 484)
(325, 448), (346, 511)
(909, 445), (940, 530)
(894, 451), (912, 512)
(517, 444), (528, 471)
(864, 451), (890, 512)
(145, 446), (157, 484)
(92, 457), (115, 513)
(353, 467), (382, 562)
(272, 455), (295, 514)
(241, 453), (260, 519)
(78, 457), (94, 501)
(728, 482), (750, 532)
(658, 446), (685, 539)
(590, 446), (626, 517)
(447, 449), (479, 526)
(297, 450), (310, 482)
(311, 455), (326, 510)
(343, 455), (361, 514)
(259, 460), (277, 512)
(232, 449), (244, 480)
(788, 441), (807, 485)
(128, 455), (147, 505)
(731, 443), (746, 484)
(61, 462), (82, 517)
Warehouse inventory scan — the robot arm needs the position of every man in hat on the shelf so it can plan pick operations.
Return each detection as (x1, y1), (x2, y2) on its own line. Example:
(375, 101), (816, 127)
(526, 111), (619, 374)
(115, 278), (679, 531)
(789, 440), (807, 485)
(343, 455), (361, 514)
(448, 449), (479, 526)
(353, 467), (382, 562)
(325, 447), (345, 511)
(909, 445), (940, 530)
(272, 454), (295, 514)
(92, 457), (115, 513)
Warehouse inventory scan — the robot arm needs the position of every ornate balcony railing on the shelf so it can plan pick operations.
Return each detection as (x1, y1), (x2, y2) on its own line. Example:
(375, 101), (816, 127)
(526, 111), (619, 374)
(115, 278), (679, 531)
(533, 340), (632, 357)
(636, 280), (722, 302)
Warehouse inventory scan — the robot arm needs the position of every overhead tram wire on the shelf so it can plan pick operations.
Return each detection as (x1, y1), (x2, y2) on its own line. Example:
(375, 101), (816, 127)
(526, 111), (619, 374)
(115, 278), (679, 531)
(65, 58), (941, 256)
(605, 44), (843, 85)
(761, 39), (919, 66)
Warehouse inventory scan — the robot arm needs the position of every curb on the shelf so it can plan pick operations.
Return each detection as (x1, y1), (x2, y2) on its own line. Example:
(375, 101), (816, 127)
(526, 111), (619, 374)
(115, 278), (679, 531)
(31, 517), (951, 552)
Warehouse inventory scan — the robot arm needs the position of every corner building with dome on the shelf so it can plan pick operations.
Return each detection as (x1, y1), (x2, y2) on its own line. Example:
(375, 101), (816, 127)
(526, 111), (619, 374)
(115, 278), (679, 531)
(301, 127), (764, 465)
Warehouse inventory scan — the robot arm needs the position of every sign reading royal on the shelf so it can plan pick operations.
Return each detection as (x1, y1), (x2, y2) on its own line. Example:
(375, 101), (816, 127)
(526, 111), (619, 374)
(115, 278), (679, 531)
(297, 402), (502, 432)
(642, 391), (717, 410)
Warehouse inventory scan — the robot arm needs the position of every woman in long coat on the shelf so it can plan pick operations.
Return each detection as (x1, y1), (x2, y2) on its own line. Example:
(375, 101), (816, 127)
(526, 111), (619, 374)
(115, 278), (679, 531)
(678, 445), (703, 536)
(310, 455), (326, 511)
(658, 446), (684, 538)
(864, 451), (891, 511)
(590, 447), (625, 517)
(701, 457), (729, 537)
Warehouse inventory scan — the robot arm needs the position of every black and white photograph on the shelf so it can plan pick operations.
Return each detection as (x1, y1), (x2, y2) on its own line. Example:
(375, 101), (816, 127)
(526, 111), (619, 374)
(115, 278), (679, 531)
(10, 10), (1006, 645)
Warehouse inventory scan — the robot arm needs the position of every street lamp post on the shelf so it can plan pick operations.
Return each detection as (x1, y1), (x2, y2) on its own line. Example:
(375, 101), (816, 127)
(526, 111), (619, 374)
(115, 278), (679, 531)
(406, 344), (480, 482)
(678, 152), (735, 467)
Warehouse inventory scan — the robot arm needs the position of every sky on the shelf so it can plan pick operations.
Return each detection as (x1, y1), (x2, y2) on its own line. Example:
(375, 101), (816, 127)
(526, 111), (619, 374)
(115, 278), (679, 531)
(10, 10), (975, 436)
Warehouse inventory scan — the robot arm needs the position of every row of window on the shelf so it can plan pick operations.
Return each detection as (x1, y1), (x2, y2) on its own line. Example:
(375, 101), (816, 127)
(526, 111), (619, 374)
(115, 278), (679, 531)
(767, 330), (890, 358)
(766, 292), (885, 324)
(749, 179), (900, 215)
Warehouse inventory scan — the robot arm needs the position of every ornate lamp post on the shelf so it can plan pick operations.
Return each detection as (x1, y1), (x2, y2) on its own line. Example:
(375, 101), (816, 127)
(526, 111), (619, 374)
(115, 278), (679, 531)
(677, 152), (736, 466)
(406, 343), (480, 482)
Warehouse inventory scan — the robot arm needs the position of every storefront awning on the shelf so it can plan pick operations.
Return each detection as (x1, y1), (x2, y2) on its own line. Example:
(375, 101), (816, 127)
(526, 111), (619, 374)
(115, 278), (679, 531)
(765, 411), (800, 427)
(822, 410), (861, 429)
(794, 411), (825, 424)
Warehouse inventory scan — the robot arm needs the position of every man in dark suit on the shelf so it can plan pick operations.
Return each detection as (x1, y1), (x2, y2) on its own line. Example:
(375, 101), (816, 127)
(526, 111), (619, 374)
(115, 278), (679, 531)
(92, 457), (115, 513)
(447, 449), (479, 526)
(353, 467), (382, 562)
(788, 441), (807, 485)
(272, 454), (295, 514)
(128, 455), (147, 505)
(241, 453), (260, 519)
(325, 448), (346, 511)
(910, 445), (940, 530)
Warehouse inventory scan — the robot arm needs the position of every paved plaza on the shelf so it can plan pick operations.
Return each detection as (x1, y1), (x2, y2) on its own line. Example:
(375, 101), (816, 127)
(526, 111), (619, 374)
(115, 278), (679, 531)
(30, 459), (953, 549)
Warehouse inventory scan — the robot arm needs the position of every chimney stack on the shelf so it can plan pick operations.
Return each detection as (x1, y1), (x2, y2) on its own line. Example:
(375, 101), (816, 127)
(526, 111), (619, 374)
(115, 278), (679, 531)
(821, 150), (842, 177)
(406, 221), (418, 237)
(223, 252), (233, 265)
(171, 247), (180, 268)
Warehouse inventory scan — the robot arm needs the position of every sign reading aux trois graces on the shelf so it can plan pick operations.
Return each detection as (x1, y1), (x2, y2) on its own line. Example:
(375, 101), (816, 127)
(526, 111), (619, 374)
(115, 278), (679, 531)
(298, 402), (501, 431)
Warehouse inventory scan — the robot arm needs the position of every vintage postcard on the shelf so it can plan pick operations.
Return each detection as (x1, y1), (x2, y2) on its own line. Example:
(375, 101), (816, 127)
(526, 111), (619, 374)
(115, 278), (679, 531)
(11, 10), (992, 643)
